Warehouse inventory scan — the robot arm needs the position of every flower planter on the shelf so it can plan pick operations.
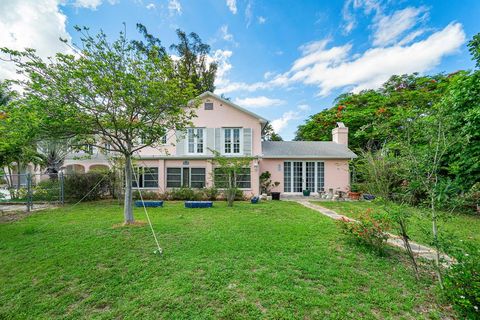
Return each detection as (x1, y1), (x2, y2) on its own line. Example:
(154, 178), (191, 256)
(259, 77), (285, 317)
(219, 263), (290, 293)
(271, 192), (281, 200)
(348, 192), (361, 200)
(302, 190), (311, 197)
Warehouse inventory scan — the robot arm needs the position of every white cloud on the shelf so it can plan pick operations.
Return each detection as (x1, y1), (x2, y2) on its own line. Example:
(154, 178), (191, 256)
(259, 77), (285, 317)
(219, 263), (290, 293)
(342, 0), (382, 34)
(271, 111), (301, 133)
(226, 0), (237, 14)
(263, 71), (274, 79)
(209, 49), (233, 89)
(373, 6), (428, 46)
(298, 104), (310, 111)
(245, 1), (253, 27)
(258, 16), (267, 24)
(292, 39), (351, 72)
(220, 25), (234, 42)
(216, 23), (465, 97)
(286, 23), (465, 96)
(74, 0), (103, 9)
(146, 3), (156, 10)
(72, 0), (118, 9)
(233, 96), (286, 108)
(0, 0), (73, 81)
(168, 0), (181, 15)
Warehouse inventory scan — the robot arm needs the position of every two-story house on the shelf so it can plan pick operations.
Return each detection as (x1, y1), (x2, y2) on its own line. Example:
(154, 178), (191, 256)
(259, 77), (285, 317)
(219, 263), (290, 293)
(62, 91), (357, 197)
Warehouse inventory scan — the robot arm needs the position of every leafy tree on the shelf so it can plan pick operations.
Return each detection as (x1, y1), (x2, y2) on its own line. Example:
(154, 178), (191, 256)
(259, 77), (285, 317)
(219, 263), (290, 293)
(262, 123), (283, 141)
(0, 94), (43, 196)
(295, 73), (452, 151)
(170, 29), (217, 93)
(37, 139), (72, 180)
(468, 32), (480, 68)
(1, 26), (198, 223)
(210, 151), (252, 207)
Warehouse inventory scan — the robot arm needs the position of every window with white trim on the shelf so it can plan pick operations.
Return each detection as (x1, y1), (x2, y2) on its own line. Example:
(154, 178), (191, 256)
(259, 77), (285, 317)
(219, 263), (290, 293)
(132, 167), (159, 188)
(187, 128), (204, 154)
(223, 128), (242, 154)
(166, 167), (206, 188)
(161, 135), (167, 144)
(214, 167), (251, 189)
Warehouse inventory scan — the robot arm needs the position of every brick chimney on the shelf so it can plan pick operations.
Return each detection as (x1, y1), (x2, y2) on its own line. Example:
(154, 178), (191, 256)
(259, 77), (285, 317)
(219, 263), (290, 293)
(332, 122), (348, 145)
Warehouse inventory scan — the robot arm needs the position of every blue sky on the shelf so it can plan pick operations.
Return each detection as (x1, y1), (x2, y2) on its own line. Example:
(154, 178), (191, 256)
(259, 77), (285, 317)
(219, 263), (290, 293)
(1, 0), (479, 139)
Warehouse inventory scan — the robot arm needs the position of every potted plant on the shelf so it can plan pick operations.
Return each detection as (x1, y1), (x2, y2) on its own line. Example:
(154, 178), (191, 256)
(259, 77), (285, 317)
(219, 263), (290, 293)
(348, 183), (361, 200)
(302, 189), (311, 196)
(260, 171), (281, 200)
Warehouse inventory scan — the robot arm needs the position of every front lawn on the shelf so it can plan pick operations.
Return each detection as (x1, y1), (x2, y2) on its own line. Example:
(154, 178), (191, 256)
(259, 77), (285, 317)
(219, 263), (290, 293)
(0, 201), (453, 319)
(314, 201), (480, 250)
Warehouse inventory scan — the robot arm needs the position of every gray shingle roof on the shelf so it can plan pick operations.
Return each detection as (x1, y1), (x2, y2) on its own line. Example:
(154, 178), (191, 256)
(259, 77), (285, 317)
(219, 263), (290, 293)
(262, 141), (357, 159)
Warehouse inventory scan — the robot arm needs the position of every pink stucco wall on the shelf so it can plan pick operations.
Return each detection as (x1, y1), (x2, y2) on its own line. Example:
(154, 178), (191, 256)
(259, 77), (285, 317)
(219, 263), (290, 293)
(136, 95), (264, 157)
(259, 158), (351, 193)
(192, 96), (263, 156)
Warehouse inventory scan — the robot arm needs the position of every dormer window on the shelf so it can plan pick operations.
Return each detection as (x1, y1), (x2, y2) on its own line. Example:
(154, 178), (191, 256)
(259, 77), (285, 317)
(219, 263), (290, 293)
(204, 102), (213, 110)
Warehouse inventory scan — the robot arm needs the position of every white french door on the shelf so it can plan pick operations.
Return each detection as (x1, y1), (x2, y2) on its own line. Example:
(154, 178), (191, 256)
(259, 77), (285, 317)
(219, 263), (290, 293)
(283, 161), (324, 193)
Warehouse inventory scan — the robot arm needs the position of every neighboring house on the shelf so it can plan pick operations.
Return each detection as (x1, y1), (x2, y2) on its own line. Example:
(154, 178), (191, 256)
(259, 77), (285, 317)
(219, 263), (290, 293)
(60, 91), (357, 197)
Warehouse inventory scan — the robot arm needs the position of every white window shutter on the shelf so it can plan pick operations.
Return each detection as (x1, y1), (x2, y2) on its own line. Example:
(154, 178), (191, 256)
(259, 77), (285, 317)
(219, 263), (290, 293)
(175, 131), (185, 156)
(243, 128), (252, 155)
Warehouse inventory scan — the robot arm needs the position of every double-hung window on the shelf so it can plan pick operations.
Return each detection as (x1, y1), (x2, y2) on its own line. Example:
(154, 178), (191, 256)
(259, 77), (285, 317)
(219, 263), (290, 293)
(223, 128), (242, 154)
(187, 128), (204, 154)
(213, 167), (251, 189)
(166, 167), (206, 188)
(132, 167), (159, 188)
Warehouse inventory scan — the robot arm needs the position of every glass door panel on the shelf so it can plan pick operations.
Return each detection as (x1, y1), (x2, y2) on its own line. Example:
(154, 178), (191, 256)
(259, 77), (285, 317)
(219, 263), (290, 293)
(306, 162), (315, 191)
(293, 161), (303, 192)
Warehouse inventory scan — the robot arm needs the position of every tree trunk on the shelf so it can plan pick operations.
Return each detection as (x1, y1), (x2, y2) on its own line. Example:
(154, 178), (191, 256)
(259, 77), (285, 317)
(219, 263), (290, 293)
(123, 154), (134, 224)
(431, 196), (443, 289)
(399, 218), (419, 280)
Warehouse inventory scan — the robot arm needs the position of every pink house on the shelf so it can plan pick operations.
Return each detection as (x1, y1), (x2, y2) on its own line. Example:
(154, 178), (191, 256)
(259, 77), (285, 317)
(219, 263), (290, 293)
(62, 92), (357, 197)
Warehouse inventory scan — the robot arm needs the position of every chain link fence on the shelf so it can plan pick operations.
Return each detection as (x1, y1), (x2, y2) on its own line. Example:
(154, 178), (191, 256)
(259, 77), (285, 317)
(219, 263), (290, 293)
(1, 171), (122, 213)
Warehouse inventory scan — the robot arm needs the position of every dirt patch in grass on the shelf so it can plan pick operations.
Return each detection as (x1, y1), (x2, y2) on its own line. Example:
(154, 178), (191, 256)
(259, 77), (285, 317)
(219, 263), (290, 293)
(111, 220), (148, 228)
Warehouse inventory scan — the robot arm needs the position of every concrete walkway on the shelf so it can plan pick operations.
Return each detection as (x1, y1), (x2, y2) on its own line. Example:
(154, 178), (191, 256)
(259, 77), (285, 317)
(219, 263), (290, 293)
(296, 200), (454, 264)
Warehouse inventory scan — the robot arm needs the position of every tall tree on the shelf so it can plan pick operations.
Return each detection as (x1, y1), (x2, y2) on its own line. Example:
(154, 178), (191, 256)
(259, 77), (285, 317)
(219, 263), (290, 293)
(1, 26), (198, 223)
(295, 73), (452, 151)
(170, 29), (217, 93)
(262, 123), (283, 141)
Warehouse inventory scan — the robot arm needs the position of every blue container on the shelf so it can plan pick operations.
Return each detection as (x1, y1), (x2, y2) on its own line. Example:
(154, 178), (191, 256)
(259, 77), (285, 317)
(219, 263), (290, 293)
(251, 196), (260, 204)
(184, 201), (213, 208)
(135, 200), (164, 208)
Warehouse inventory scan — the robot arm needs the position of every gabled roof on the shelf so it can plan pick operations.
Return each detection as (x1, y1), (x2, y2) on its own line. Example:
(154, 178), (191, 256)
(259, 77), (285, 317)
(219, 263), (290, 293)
(262, 141), (357, 159)
(198, 91), (269, 123)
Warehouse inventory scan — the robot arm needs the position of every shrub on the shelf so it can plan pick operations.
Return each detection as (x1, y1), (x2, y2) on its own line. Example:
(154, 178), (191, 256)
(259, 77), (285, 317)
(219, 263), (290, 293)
(63, 172), (112, 202)
(202, 187), (219, 201)
(132, 190), (163, 200)
(168, 187), (201, 201)
(444, 245), (480, 318)
(32, 180), (61, 201)
(338, 208), (391, 253)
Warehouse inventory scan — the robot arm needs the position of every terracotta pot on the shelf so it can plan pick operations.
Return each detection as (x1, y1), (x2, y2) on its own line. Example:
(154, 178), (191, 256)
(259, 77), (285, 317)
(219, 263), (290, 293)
(348, 192), (361, 200)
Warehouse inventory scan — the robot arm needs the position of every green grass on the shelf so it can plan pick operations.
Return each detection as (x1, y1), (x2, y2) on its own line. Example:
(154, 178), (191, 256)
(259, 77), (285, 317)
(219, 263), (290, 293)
(313, 201), (480, 250)
(0, 201), (453, 319)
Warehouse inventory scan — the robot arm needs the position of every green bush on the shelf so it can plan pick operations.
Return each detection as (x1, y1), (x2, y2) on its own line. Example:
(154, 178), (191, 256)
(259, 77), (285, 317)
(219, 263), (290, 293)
(132, 190), (163, 200)
(444, 245), (480, 318)
(63, 172), (112, 202)
(338, 208), (391, 253)
(32, 180), (60, 201)
(202, 187), (219, 201)
(168, 187), (201, 201)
